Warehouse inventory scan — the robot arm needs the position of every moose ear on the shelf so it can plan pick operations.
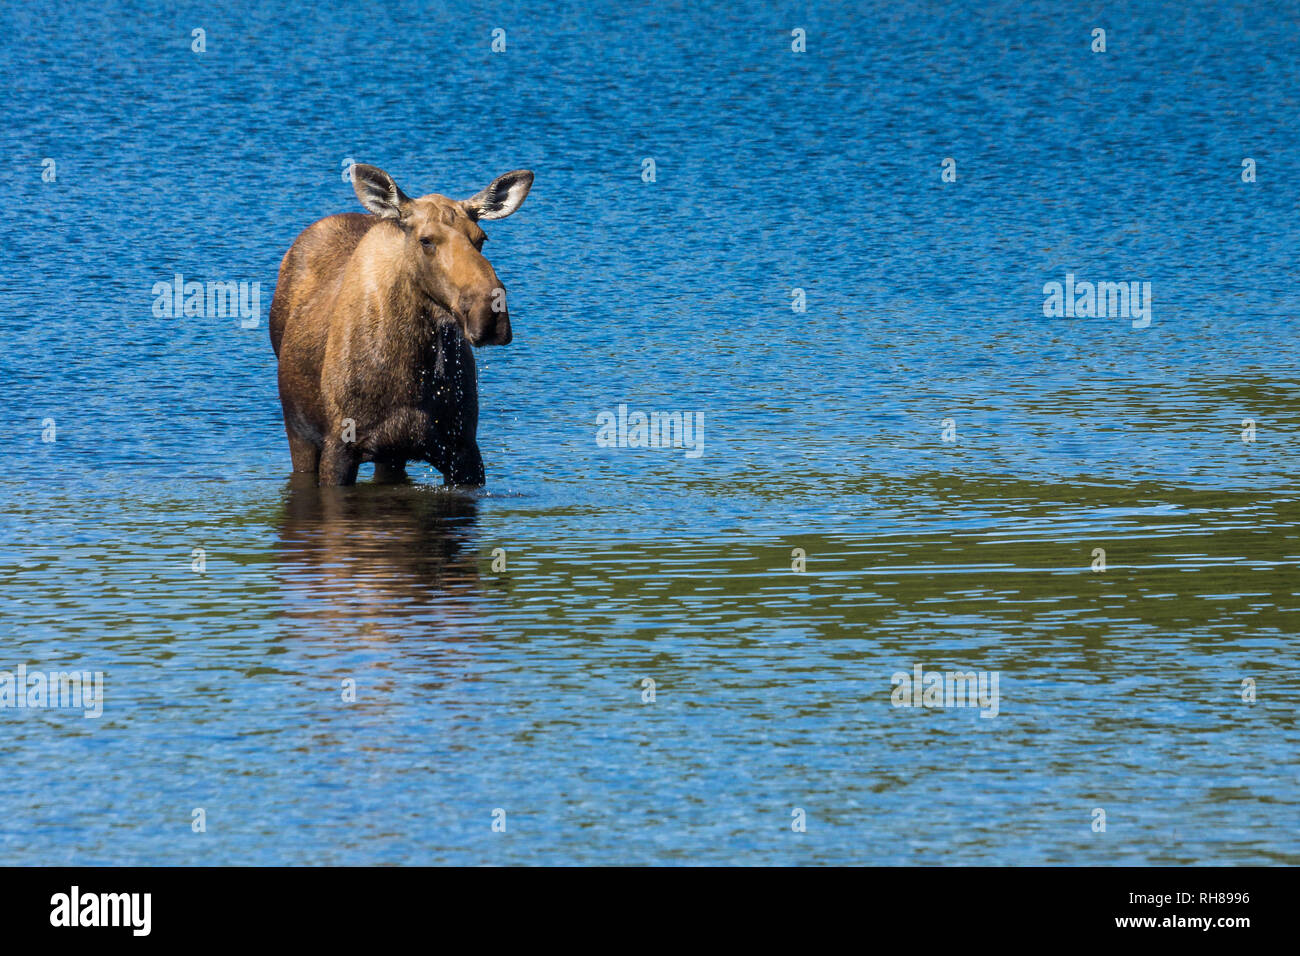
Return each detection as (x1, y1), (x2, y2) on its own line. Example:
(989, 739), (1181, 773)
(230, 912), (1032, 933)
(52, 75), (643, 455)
(461, 170), (534, 221)
(352, 164), (411, 219)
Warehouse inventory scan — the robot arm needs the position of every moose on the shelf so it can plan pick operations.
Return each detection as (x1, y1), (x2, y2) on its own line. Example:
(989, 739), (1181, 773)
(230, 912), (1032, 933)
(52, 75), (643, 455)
(269, 163), (533, 486)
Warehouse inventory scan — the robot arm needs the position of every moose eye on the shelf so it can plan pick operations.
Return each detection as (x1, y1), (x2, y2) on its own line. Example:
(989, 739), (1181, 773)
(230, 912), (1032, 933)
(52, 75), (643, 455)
(419, 236), (434, 247)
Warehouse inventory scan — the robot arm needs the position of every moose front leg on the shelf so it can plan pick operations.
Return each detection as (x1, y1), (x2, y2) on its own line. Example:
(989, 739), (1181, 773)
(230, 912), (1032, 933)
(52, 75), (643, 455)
(442, 439), (485, 487)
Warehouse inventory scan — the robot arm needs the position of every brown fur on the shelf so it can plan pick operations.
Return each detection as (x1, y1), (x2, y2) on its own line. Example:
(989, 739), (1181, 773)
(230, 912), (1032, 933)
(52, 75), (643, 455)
(269, 165), (533, 486)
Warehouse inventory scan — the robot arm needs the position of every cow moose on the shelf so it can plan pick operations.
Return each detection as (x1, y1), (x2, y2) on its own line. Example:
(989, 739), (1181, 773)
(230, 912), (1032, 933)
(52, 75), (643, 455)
(269, 163), (533, 486)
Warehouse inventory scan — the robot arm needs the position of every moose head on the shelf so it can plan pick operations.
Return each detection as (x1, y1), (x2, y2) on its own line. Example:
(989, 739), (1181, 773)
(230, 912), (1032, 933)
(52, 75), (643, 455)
(351, 163), (533, 346)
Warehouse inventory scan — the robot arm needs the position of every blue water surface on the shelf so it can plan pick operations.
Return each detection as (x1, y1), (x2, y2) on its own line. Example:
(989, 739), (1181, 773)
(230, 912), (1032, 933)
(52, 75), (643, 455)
(0, 0), (1297, 864)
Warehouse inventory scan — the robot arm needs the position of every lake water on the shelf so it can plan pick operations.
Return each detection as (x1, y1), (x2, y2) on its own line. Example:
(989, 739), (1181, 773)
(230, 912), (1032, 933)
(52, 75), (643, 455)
(1, 0), (1297, 864)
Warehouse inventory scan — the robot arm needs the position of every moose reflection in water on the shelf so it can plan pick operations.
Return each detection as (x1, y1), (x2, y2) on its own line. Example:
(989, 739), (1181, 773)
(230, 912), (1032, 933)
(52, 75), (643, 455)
(273, 474), (485, 630)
